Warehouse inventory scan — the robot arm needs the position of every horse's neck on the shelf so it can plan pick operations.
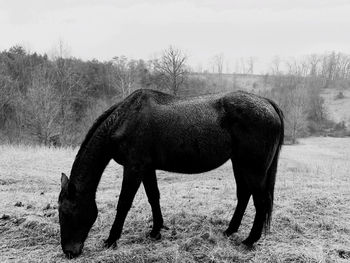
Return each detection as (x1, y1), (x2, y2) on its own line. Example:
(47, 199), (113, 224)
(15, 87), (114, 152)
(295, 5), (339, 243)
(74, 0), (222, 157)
(70, 136), (112, 196)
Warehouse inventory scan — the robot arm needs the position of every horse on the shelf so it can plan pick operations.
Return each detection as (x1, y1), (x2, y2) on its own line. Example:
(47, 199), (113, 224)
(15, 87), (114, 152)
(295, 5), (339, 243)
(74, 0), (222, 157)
(58, 89), (284, 258)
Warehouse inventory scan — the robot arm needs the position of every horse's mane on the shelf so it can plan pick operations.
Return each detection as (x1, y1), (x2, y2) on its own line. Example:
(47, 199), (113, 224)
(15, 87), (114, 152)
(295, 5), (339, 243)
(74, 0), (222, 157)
(73, 89), (174, 162)
(75, 103), (120, 161)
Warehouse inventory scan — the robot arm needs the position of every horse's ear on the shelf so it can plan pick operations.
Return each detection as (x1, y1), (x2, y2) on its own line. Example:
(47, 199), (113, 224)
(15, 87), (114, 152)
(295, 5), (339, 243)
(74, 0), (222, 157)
(61, 173), (69, 189)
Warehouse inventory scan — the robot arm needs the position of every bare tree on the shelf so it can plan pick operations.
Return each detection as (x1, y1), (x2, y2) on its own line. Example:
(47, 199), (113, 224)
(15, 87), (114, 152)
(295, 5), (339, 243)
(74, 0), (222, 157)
(0, 75), (22, 142)
(23, 66), (60, 145)
(213, 53), (224, 74)
(51, 40), (85, 144)
(271, 56), (281, 75)
(247, 56), (256, 74)
(112, 56), (137, 98)
(307, 54), (321, 76)
(286, 85), (308, 144)
(239, 57), (247, 74)
(322, 52), (339, 88)
(155, 46), (188, 95)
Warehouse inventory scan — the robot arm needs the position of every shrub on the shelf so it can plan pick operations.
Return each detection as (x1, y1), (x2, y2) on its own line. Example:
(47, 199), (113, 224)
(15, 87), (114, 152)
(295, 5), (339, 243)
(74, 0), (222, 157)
(335, 91), (345, 100)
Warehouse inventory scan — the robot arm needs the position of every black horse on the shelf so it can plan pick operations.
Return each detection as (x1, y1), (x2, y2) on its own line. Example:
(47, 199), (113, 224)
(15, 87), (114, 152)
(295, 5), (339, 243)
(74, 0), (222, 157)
(58, 89), (284, 258)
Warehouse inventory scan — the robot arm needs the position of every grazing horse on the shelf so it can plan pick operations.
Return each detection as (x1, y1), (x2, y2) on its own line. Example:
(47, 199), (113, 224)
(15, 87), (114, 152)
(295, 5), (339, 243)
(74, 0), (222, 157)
(58, 89), (284, 258)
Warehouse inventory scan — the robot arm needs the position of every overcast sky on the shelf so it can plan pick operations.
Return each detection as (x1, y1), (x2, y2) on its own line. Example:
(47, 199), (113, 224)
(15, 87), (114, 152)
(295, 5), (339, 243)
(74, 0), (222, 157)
(1, 0), (350, 73)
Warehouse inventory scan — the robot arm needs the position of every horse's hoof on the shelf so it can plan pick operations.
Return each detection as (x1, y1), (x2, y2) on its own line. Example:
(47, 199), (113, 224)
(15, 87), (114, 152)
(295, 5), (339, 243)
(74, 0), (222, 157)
(103, 239), (117, 249)
(149, 232), (161, 241)
(242, 238), (254, 248)
(223, 230), (231, 237)
(223, 228), (236, 237)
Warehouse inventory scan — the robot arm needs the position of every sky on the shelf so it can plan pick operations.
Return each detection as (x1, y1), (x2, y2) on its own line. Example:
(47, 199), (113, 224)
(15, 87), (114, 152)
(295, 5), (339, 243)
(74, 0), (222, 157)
(1, 0), (350, 73)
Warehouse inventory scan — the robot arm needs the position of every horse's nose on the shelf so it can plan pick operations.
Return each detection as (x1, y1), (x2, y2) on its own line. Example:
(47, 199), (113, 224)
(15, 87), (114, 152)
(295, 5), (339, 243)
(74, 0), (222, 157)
(63, 243), (83, 258)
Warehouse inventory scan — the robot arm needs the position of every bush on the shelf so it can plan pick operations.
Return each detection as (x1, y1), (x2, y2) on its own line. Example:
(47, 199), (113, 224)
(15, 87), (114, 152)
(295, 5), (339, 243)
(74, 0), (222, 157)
(334, 91), (345, 100)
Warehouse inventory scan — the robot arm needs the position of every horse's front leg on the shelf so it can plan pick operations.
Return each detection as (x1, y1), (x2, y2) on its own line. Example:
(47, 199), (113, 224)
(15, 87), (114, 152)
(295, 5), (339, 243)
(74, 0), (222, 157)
(143, 169), (164, 240)
(104, 166), (142, 248)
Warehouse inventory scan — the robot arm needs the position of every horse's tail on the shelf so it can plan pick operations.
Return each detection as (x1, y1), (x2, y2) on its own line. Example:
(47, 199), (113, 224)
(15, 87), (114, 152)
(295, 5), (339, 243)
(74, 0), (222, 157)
(264, 99), (284, 231)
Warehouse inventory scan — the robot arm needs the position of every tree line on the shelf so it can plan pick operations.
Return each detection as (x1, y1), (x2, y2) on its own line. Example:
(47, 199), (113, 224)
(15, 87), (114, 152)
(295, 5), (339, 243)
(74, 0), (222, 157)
(0, 45), (349, 146)
(0, 45), (190, 145)
(264, 52), (350, 143)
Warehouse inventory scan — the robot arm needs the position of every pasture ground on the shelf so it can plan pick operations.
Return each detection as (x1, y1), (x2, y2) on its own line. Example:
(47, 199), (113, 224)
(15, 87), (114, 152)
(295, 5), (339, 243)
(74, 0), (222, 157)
(1, 137), (350, 262)
(322, 88), (350, 128)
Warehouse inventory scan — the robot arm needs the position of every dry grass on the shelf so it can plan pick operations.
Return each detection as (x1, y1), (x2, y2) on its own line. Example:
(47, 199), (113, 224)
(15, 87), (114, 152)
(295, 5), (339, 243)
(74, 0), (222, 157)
(1, 137), (350, 262)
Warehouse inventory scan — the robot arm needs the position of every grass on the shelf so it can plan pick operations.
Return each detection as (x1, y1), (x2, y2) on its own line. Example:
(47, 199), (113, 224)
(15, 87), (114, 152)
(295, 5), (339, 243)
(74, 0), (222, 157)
(1, 137), (350, 262)
(322, 88), (350, 127)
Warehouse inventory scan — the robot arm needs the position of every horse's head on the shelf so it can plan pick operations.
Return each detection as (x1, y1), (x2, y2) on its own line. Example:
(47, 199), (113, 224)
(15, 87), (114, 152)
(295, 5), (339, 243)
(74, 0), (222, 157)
(58, 173), (97, 258)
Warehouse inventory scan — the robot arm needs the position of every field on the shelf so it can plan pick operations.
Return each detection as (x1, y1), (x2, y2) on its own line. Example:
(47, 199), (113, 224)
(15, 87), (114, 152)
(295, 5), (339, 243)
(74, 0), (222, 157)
(322, 88), (350, 127)
(1, 137), (350, 262)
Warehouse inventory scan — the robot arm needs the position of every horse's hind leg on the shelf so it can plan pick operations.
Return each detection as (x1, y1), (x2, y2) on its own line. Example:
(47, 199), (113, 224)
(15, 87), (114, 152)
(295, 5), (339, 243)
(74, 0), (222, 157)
(224, 167), (251, 236)
(242, 178), (270, 246)
(143, 169), (164, 240)
(104, 166), (142, 248)
(225, 162), (271, 246)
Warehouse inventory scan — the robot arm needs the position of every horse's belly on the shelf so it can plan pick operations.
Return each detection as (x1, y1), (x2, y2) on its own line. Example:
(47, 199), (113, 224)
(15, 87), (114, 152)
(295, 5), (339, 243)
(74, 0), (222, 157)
(154, 127), (232, 174)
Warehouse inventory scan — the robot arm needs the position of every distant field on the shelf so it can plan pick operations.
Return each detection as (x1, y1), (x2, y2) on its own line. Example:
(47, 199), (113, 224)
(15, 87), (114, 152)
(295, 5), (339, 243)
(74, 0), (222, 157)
(322, 88), (350, 127)
(1, 137), (350, 262)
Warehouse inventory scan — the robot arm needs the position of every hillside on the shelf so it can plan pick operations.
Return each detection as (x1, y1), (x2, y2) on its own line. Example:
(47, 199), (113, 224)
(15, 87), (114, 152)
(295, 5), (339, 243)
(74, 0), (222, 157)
(322, 88), (350, 127)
